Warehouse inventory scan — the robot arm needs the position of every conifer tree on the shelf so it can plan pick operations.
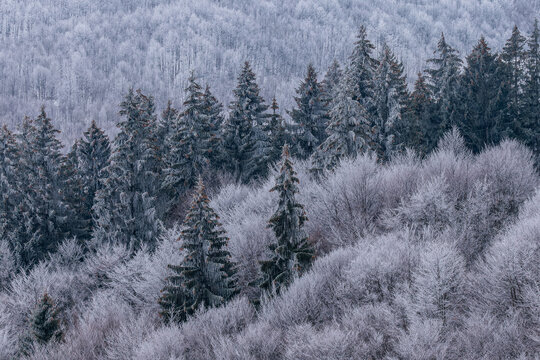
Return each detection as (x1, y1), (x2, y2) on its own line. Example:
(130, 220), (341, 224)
(457, 37), (500, 152)
(158, 265), (189, 323)
(156, 100), (178, 165)
(267, 97), (288, 164)
(425, 33), (462, 138)
(163, 74), (210, 199)
(496, 26), (527, 141)
(224, 62), (269, 183)
(93, 89), (160, 250)
(289, 64), (328, 159)
(524, 19), (540, 156)
(30, 293), (63, 345)
(201, 84), (225, 168)
(160, 178), (237, 322)
(260, 145), (314, 294)
(321, 59), (342, 105)
(373, 44), (409, 161)
(78, 120), (111, 236)
(16, 108), (70, 266)
(310, 87), (371, 178)
(0, 126), (20, 242)
(402, 73), (434, 155)
(61, 140), (91, 242)
(342, 25), (378, 112)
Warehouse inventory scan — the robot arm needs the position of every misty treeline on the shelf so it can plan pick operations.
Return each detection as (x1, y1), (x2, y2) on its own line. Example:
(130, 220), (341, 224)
(0, 21), (539, 359)
(0, 0), (536, 142)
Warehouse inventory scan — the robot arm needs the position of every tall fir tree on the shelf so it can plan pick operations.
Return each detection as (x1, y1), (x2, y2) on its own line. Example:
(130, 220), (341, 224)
(60, 140), (91, 243)
(401, 73), (434, 155)
(93, 89), (160, 250)
(496, 26), (527, 141)
(159, 178), (237, 322)
(0, 126), (22, 254)
(16, 109), (70, 266)
(342, 25), (378, 113)
(201, 84), (225, 169)
(77, 120), (111, 241)
(321, 59), (343, 105)
(30, 293), (63, 345)
(373, 44), (409, 161)
(259, 145), (314, 295)
(156, 100), (178, 166)
(425, 33), (462, 144)
(224, 62), (270, 183)
(310, 86), (372, 178)
(524, 19), (540, 157)
(267, 97), (288, 164)
(289, 64), (329, 159)
(458, 37), (500, 152)
(163, 74), (210, 199)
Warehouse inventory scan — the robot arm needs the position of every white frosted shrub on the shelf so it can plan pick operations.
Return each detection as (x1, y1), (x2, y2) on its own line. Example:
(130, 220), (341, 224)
(132, 325), (184, 360)
(472, 203), (540, 320)
(409, 242), (466, 327)
(260, 246), (357, 329)
(385, 176), (454, 233)
(471, 139), (538, 225)
(338, 232), (418, 307)
(395, 317), (449, 360)
(308, 154), (382, 248)
(421, 129), (474, 202)
(379, 149), (421, 210)
(0, 240), (15, 289)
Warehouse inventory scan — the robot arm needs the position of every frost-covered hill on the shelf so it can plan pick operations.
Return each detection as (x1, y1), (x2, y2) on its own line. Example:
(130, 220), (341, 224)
(1, 131), (538, 359)
(0, 0), (538, 142)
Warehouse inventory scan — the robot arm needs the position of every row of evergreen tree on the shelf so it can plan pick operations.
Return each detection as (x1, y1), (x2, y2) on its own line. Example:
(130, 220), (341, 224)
(0, 22), (538, 319)
(158, 145), (314, 322)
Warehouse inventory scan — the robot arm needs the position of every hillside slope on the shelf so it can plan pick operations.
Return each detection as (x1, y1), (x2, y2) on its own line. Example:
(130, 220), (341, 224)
(0, 0), (538, 142)
(1, 130), (538, 359)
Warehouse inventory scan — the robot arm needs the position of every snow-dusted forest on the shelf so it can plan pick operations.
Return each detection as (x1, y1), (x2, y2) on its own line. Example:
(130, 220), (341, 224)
(0, 1), (539, 359)
(0, 0), (538, 143)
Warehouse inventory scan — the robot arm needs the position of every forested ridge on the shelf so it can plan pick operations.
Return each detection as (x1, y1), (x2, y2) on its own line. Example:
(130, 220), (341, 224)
(0, 0), (538, 143)
(0, 10), (539, 360)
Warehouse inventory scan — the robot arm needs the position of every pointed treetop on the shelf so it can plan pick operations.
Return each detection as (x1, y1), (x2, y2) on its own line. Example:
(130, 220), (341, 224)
(271, 97), (279, 112)
(196, 175), (205, 196)
(281, 143), (290, 160)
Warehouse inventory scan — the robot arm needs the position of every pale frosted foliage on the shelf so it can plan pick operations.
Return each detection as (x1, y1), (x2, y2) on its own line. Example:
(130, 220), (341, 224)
(471, 140), (538, 222)
(39, 292), (136, 360)
(104, 312), (158, 360)
(386, 176), (455, 233)
(379, 150), (421, 209)
(410, 242), (466, 326)
(260, 246), (357, 329)
(47, 237), (85, 271)
(309, 155), (382, 248)
(421, 129), (474, 201)
(395, 318), (449, 360)
(472, 198), (540, 321)
(0, 129), (539, 358)
(338, 233), (418, 308)
(83, 244), (131, 287)
(213, 321), (283, 360)
(132, 297), (255, 360)
(454, 312), (537, 359)
(0, 328), (16, 360)
(131, 325), (184, 360)
(0, 240), (15, 289)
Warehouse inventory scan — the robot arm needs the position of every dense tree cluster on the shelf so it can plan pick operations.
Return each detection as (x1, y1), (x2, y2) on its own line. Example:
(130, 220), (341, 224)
(0, 0), (535, 144)
(0, 20), (539, 359)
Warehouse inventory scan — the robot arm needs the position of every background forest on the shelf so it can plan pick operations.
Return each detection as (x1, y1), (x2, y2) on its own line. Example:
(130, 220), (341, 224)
(0, 0), (538, 143)
(0, 1), (539, 359)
